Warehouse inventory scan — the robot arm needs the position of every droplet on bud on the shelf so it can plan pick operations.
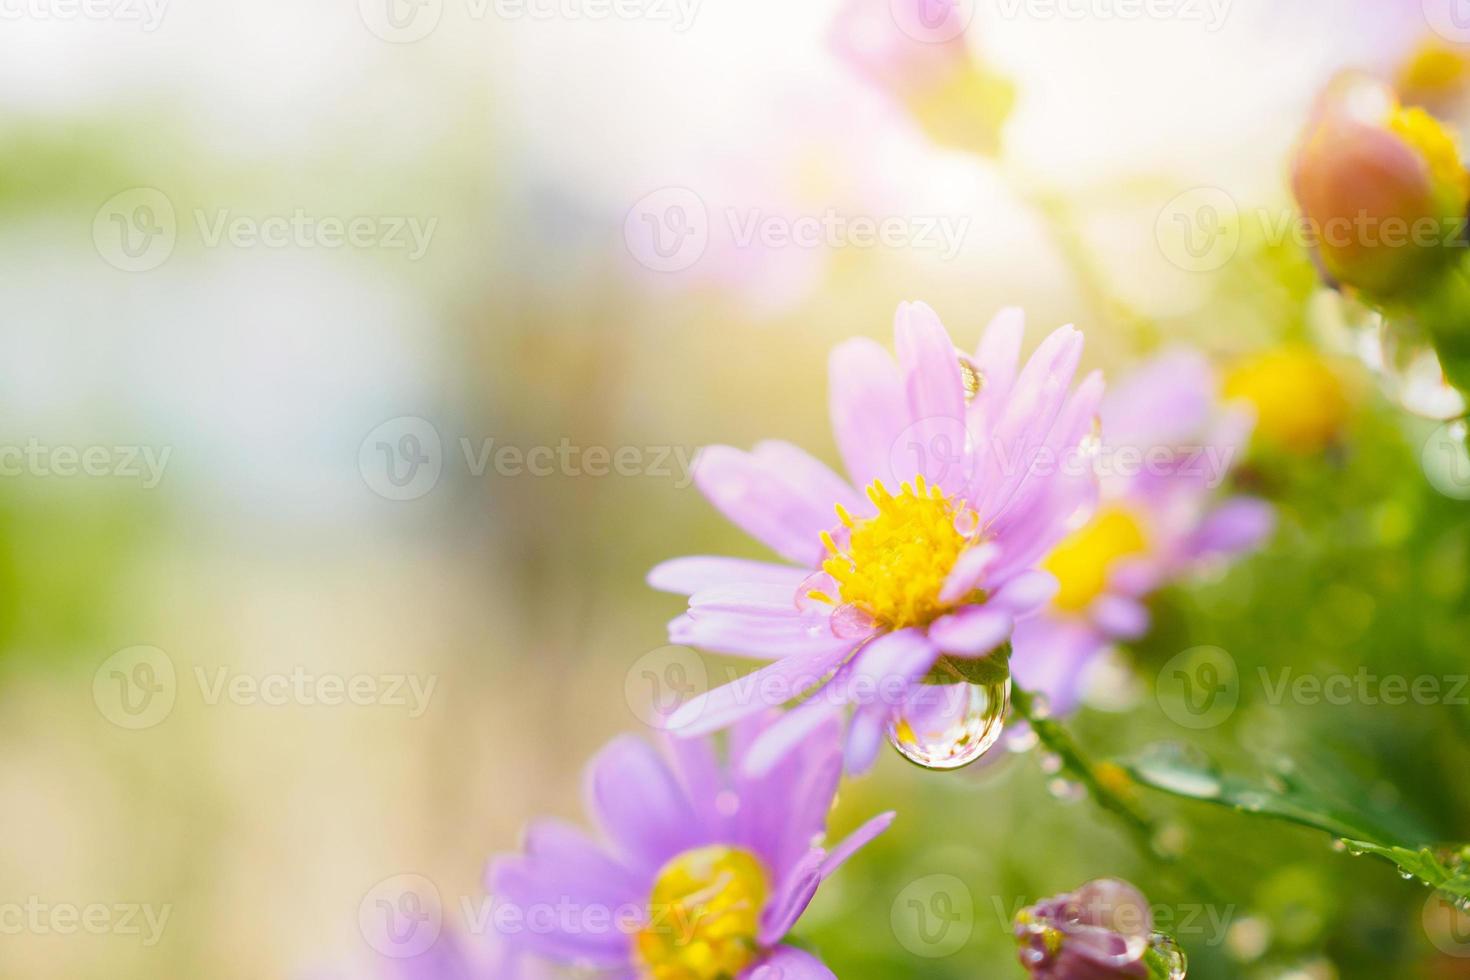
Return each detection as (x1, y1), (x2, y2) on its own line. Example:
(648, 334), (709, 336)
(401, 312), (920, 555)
(1147, 933), (1188, 979)
(1373, 315), (1467, 420)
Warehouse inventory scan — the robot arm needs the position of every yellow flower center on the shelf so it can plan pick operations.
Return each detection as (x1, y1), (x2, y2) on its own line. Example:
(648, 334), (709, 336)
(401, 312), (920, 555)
(1042, 508), (1149, 613)
(634, 846), (770, 980)
(1397, 41), (1470, 107)
(813, 476), (980, 631)
(1223, 346), (1350, 453)
(1388, 104), (1470, 207)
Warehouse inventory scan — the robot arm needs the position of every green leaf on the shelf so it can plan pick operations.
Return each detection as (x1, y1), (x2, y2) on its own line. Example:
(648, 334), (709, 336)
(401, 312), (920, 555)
(1336, 841), (1470, 904)
(1120, 743), (1429, 847)
(1122, 744), (1470, 901)
(924, 641), (1011, 687)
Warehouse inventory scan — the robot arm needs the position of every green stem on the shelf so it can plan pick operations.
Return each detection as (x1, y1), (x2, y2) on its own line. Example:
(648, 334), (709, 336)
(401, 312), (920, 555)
(1023, 191), (1158, 351)
(1010, 682), (1225, 906)
(1011, 683), (1157, 846)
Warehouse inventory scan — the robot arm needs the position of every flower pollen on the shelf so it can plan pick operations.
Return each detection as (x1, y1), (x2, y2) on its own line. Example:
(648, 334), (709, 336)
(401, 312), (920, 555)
(635, 845), (770, 980)
(814, 476), (979, 631)
(1043, 507), (1148, 613)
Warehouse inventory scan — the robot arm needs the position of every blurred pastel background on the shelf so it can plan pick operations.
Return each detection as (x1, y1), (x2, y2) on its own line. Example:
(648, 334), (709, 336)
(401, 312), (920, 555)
(3, 0), (1470, 977)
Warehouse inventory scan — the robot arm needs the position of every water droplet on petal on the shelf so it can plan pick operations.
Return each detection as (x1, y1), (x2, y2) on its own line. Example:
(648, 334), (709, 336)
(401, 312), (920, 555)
(886, 677), (1009, 770)
(1028, 693), (1053, 720)
(1079, 416), (1104, 459)
(1374, 316), (1468, 420)
(1147, 933), (1188, 979)
(831, 602), (878, 639)
(1005, 727), (1039, 753)
(957, 353), (985, 402)
(952, 507), (982, 538)
(794, 570), (837, 614)
(1046, 776), (1084, 802)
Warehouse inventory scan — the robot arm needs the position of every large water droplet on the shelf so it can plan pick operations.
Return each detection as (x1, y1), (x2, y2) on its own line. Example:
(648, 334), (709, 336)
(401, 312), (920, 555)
(1130, 743), (1223, 800)
(886, 674), (1009, 770)
(830, 602), (878, 639)
(1046, 776), (1085, 802)
(1147, 933), (1188, 979)
(794, 570), (837, 614)
(957, 353), (985, 403)
(1373, 316), (1467, 420)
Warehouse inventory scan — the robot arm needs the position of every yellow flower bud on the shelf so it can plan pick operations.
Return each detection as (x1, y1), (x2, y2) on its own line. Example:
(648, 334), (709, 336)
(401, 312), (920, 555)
(1224, 346), (1350, 454)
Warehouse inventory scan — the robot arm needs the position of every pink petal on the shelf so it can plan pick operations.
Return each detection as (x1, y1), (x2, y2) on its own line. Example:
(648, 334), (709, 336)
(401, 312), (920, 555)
(828, 337), (906, 490)
(991, 570), (1060, 616)
(753, 440), (864, 516)
(1189, 497), (1276, 557)
(819, 810), (895, 877)
(972, 306), (1025, 407)
(740, 702), (845, 778)
(647, 556), (809, 596)
(745, 945), (836, 980)
(665, 644), (854, 735)
(928, 606), (1013, 656)
(583, 735), (698, 874)
(938, 542), (999, 604)
(757, 849), (824, 946)
(1091, 594), (1150, 640)
(692, 445), (834, 566)
(669, 610), (848, 660)
(893, 301), (970, 494)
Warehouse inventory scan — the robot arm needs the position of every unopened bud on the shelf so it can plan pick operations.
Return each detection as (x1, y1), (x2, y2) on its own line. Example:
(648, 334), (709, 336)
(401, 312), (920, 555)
(1293, 72), (1470, 297)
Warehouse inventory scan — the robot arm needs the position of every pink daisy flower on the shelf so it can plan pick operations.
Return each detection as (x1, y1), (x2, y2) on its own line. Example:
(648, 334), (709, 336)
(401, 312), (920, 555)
(1012, 349), (1276, 715)
(486, 712), (892, 979)
(649, 301), (1102, 774)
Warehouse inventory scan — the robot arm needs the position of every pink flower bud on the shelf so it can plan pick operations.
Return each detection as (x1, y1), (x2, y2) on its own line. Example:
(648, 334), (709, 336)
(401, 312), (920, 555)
(1293, 72), (1470, 297)
(1014, 879), (1160, 979)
